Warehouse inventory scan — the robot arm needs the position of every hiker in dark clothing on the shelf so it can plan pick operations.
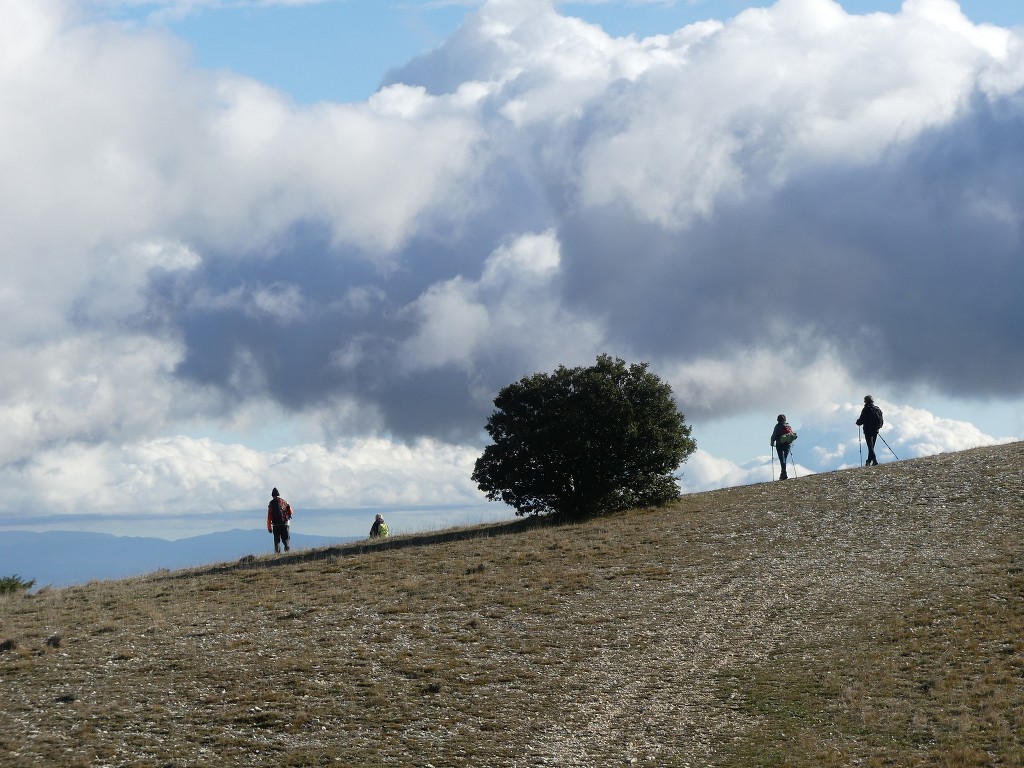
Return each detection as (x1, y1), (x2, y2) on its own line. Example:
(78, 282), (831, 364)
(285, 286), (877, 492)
(856, 395), (884, 466)
(770, 414), (795, 480)
(266, 488), (294, 553)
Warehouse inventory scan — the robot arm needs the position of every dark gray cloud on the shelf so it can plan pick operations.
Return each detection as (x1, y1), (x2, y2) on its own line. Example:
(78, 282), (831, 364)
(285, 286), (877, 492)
(112, 2), (1024, 443)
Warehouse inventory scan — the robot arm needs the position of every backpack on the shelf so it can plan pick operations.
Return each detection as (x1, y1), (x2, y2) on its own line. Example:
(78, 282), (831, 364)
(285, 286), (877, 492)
(269, 497), (290, 525)
(778, 424), (797, 444)
(862, 405), (883, 430)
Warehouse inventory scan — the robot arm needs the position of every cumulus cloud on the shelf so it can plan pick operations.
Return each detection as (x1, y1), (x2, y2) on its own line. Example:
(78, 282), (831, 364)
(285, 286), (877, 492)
(1, 433), (485, 517)
(855, 400), (1017, 458)
(2, 0), (1023, 527)
(681, 392), (1016, 490)
(399, 230), (605, 375)
(783, 396), (1017, 471)
(678, 449), (797, 492)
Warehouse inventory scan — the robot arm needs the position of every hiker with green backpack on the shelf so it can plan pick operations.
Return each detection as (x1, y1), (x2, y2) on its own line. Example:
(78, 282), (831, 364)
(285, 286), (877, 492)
(770, 414), (797, 480)
(369, 513), (390, 539)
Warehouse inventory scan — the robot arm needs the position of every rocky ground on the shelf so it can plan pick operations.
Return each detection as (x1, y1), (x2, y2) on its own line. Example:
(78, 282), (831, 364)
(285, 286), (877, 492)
(2, 442), (1022, 767)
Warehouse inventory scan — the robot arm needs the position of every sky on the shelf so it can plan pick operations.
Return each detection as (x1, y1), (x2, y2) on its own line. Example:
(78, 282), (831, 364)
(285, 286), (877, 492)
(2, 0), (1023, 541)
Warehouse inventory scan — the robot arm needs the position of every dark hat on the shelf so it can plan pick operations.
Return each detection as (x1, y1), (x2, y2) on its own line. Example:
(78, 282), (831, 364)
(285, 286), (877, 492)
(864, 395), (874, 404)
(777, 414), (786, 422)
(272, 488), (280, 497)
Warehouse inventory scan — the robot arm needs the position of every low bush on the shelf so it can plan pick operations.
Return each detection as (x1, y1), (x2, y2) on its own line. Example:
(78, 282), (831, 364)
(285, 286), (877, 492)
(0, 575), (36, 595)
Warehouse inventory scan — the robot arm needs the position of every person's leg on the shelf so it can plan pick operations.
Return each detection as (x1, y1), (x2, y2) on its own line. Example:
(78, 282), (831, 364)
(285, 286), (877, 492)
(282, 525), (291, 552)
(777, 446), (789, 478)
(273, 526), (282, 553)
(865, 433), (878, 465)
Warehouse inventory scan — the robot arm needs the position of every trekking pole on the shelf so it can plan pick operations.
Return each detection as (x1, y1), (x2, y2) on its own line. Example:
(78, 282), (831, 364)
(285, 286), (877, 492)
(770, 451), (775, 481)
(877, 433), (899, 460)
(790, 447), (798, 479)
(858, 426), (863, 466)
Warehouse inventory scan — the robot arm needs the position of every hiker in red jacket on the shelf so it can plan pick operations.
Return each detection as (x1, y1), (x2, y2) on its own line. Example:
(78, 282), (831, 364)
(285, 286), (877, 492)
(267, 488), (294, 553)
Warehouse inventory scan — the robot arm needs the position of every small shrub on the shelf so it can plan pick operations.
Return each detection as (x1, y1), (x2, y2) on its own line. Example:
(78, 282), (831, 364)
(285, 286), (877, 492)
(0, 574), (35, 595)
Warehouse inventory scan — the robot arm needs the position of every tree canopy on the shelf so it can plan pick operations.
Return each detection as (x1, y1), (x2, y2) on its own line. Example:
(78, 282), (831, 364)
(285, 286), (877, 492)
(472, 355), (696, 519)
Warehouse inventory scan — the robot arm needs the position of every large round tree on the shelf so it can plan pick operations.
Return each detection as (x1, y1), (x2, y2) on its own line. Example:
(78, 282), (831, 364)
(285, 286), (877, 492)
(472, 355), (696, 520)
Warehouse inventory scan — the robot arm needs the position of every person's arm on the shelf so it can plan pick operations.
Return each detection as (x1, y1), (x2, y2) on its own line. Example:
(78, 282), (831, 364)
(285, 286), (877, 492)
(267, 506), (273, 532)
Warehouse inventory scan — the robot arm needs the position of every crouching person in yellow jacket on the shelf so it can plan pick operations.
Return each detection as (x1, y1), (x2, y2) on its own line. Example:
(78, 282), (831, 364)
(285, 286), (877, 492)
(369, 513), (389, 539)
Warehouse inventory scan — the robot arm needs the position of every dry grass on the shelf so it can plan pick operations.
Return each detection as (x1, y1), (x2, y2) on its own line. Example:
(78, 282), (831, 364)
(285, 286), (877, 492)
(2, 442), (1023, 767)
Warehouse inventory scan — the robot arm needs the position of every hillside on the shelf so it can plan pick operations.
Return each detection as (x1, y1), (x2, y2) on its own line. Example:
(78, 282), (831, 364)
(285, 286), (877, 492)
(2, 443), (1023, 767)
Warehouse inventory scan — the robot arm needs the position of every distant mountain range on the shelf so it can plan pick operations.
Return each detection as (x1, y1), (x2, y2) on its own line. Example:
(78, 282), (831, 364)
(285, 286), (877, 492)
(0, 529), (359, 589)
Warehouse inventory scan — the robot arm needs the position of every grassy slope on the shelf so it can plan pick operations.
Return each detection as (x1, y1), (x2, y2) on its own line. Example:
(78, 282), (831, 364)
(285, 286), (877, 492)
(2, 443), (1023, 767)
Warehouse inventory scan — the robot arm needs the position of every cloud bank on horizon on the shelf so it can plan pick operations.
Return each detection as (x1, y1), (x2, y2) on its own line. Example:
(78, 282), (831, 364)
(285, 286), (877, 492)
(1, 0), (1022, 534)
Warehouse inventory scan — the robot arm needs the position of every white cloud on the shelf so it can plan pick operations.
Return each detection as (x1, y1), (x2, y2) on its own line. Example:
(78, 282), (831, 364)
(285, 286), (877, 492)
(574, 0), (1020, 228)
(2, 433), (487, 518)
(200, 80), (488, 254)
(0, 3), (487, 269)
(787, 397), (1017, 470)
(250, 284), (305, 322)
(2, 0), (1023, 536)
(0, 334), (198, 466)
(658, 338), (853, 417)
(678, 449), (786, 491)
(399, 230), (606, 377)
(869, 401), (1017, 457)
(2, 394), (1010, 524)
